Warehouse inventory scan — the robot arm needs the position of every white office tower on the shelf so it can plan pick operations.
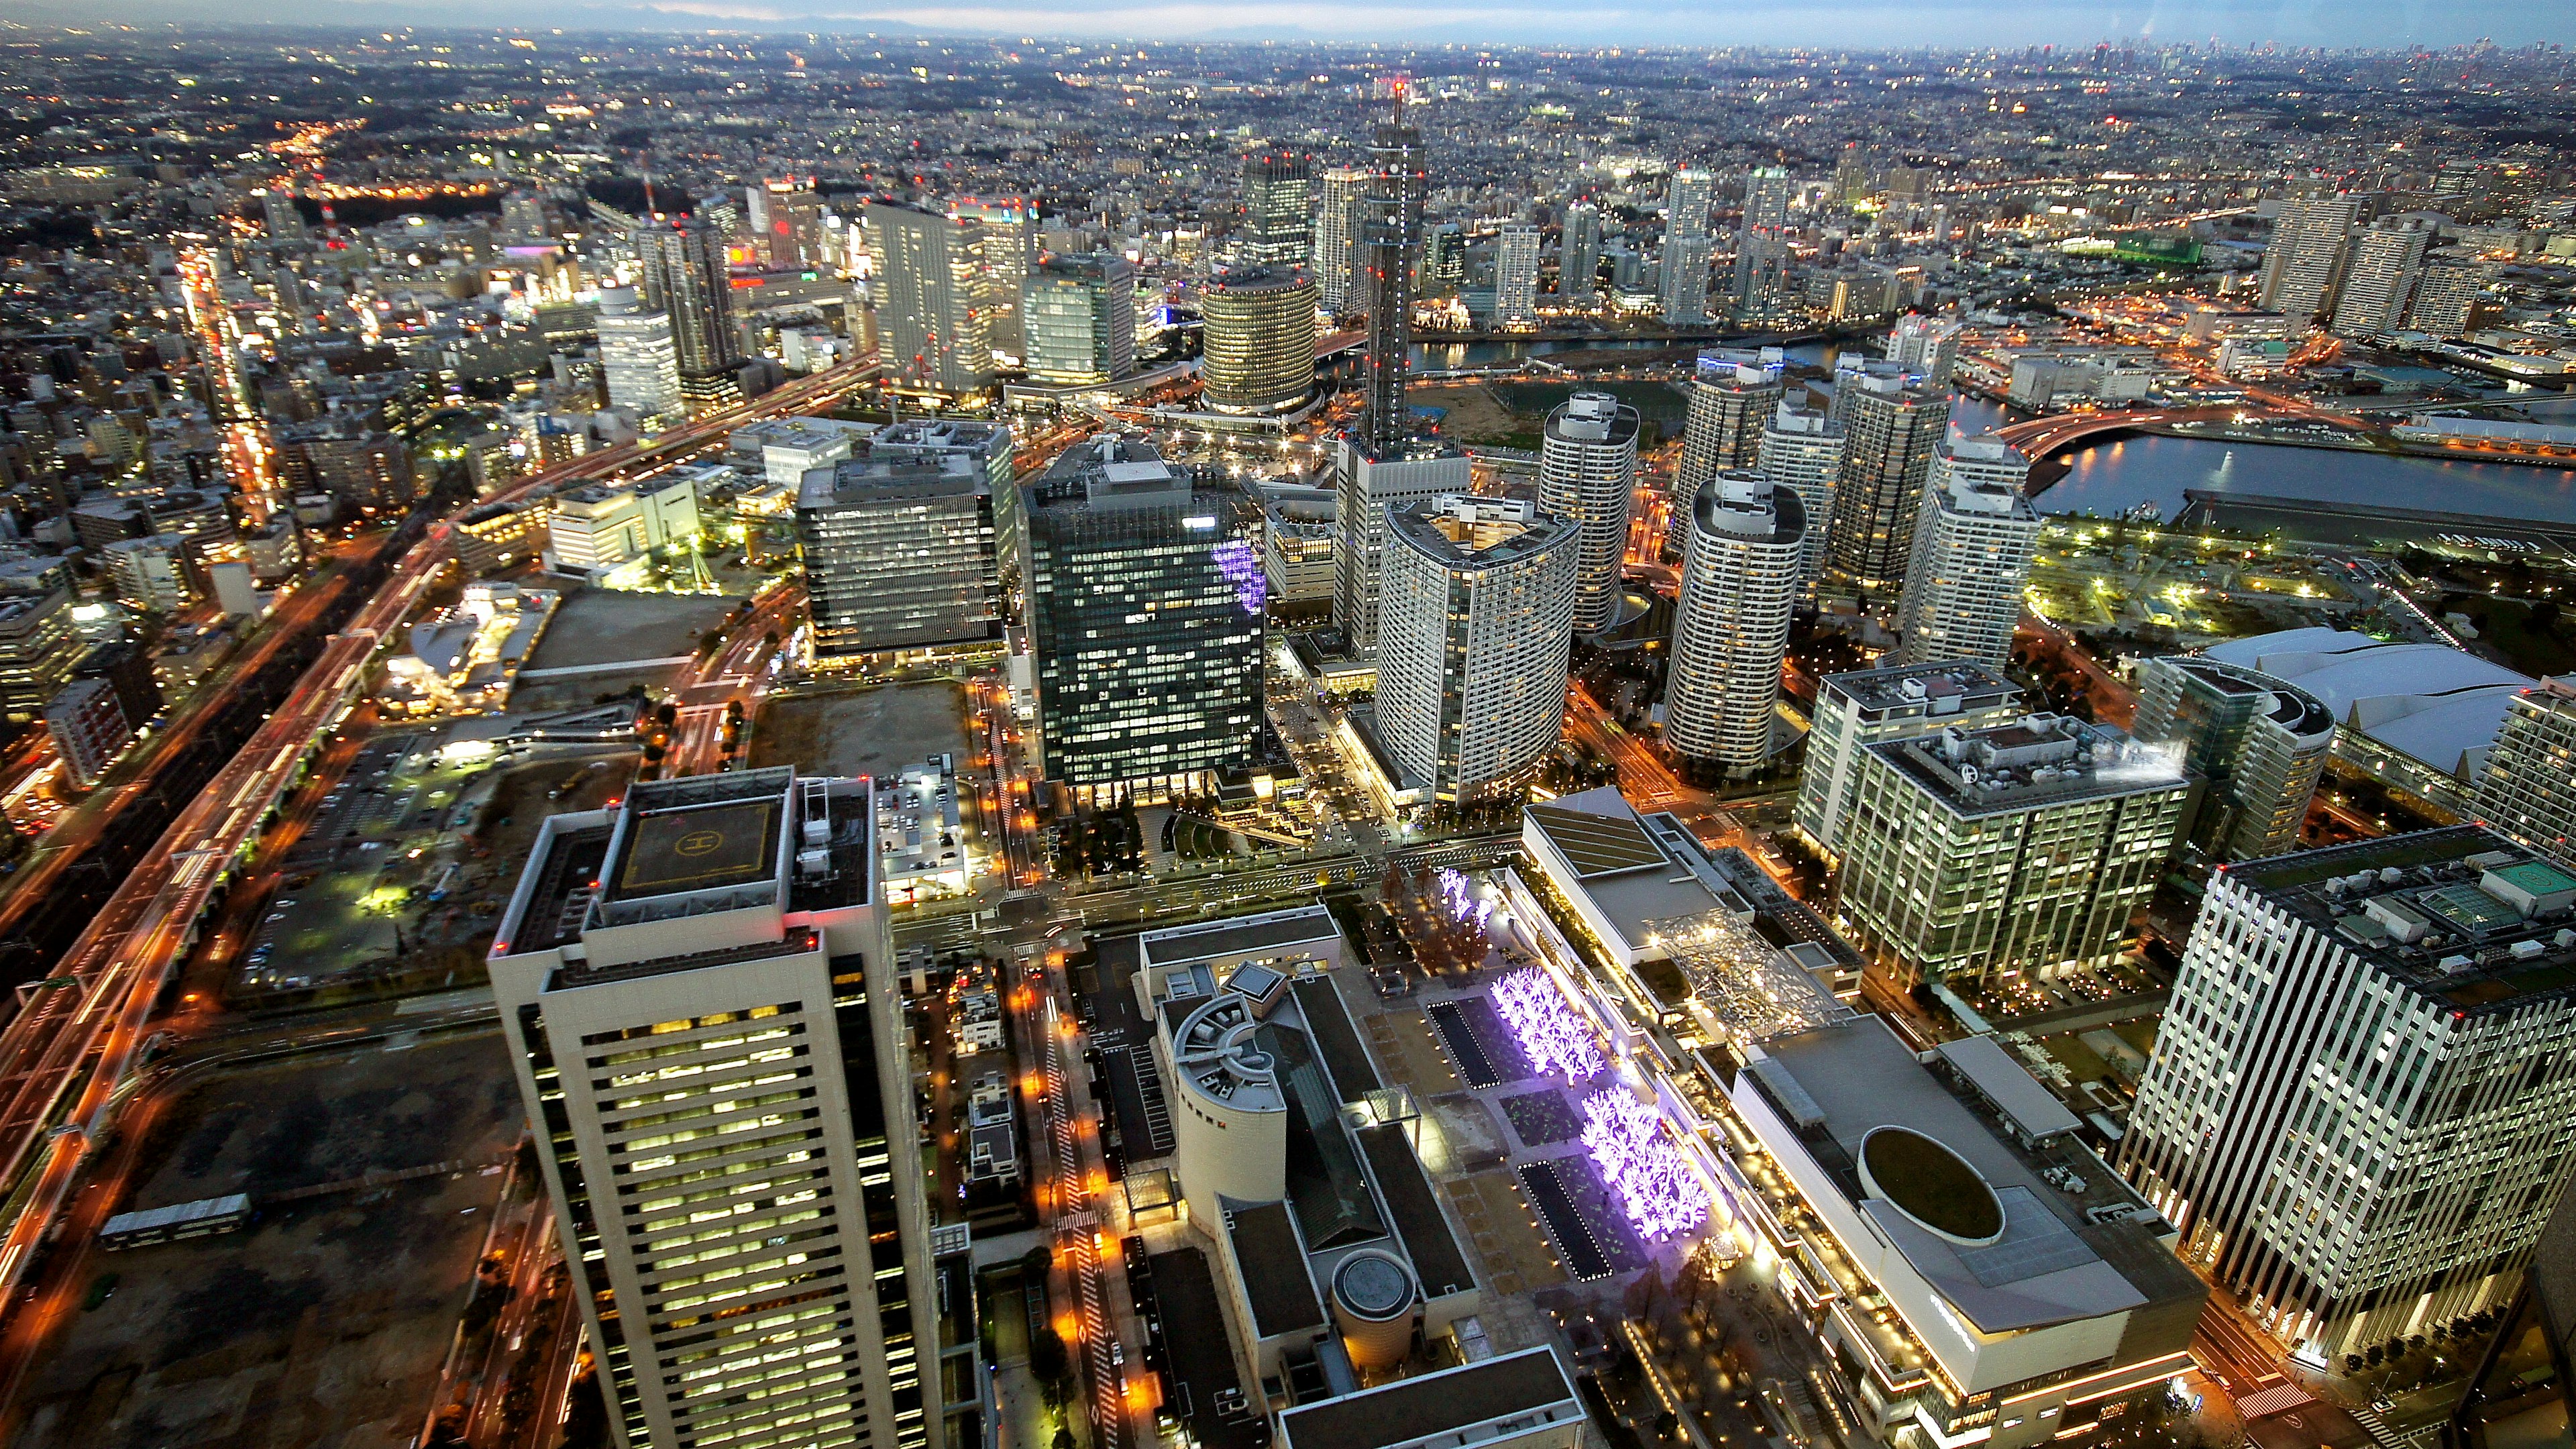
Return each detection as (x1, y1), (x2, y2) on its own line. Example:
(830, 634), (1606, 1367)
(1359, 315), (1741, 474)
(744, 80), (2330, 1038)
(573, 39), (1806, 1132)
(1664, 472), (1804, 771)
(867, 201), (993, 394)
(1378, 496), (1580, 798)
(1666, 360), (1784, 559)
(1313, 167), (1372, 315)
(1496, 222), (1541, 325)
(1886, 313), (1965, 388)
(2121, 828), (2576, 1360)
(596, 287), (684, 431)
(2475, 677), (2576, 870)
(2259, 193), (2361, 325)
(1331, 441), (1472, 655)
(1660, 168), (1716, 324)
(2330, 219), (2435, 337)
(1760, 402), (1843, 600)
(949, 197), (1034, 361)
(1560, 201), (1603, 302)
(1538, 392), (1642, 633)
(492, 769), (938, 1449)
(1892, 437), (2039, 669)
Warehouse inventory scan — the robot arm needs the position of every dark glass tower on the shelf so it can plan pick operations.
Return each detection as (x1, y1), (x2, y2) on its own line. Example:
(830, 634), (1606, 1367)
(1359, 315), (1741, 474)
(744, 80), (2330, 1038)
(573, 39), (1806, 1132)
(1358, 91), (1426, 459)
(1021, 437), (1263, 802)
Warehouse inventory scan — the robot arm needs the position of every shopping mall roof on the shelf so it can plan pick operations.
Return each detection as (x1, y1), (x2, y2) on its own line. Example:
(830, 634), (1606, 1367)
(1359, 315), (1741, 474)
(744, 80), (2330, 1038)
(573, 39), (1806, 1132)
(2204, 628), (2534, 781)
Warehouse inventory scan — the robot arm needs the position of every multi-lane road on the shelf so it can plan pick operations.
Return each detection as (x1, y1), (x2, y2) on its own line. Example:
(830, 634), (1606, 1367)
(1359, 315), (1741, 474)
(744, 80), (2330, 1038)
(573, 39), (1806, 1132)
(0, 353), (885, 1313)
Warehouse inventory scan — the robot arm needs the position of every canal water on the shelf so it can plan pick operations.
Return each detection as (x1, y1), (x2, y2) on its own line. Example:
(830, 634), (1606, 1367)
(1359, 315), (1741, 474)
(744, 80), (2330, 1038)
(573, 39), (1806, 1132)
(1941, 394), (2576, 527)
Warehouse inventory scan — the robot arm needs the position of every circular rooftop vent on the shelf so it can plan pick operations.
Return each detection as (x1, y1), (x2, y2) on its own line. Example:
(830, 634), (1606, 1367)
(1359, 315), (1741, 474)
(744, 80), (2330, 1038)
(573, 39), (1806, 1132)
(1857, 1126), (2005, 1244)
(1332, 1250), (1415, 1322)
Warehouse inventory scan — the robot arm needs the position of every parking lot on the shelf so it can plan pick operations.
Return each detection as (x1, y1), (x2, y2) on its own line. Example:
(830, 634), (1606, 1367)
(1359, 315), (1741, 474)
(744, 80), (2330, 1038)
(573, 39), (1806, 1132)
(8, 1030), (522, 1449)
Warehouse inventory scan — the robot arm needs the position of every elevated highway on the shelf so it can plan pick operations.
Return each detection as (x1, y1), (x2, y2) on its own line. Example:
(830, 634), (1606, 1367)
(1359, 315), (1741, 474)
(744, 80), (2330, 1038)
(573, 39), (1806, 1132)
(0, 354), (884, 1305)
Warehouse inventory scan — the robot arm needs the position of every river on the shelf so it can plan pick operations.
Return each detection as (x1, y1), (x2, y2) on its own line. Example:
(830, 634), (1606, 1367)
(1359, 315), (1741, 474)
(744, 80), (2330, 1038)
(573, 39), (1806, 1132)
(1941, 394), (2576, 528)
(1407, 336), (2576, 525)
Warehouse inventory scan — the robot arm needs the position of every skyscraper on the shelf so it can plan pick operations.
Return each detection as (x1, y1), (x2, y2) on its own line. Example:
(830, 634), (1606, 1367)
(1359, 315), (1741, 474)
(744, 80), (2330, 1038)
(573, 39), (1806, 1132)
(1313, 167), (1371, 315)
(1742, 166), (1794, 231)
(798, 449), (1000, 662)
(1759, 400), (1843, 600)
(491, 767), (938, 1449)
(2330, 218), (2434, 337)
(2121, 828), (2576, 1360)
(2132, 653), (2334, 862)
(1495, 222), (1540, 325)
(1330, 88), (1470, 657)
(633, 223), (743, 415)
(1538, 392), (1640, 633)
(1834, 714), (2190, 983)
(1666, 358), (1783, 559)
(1022, 252), (1135, 388)
(1022, 437), (1263, 802)
(2259, 193), (2361, 325)
(2408, 253), (2497, 335)
(950, 197), (1034, 362)
(1793, 660), (2025, 860)
(1821, 374), (1951, 613)
(2475, 677), (2576, 870)
(596, 286), (683, 431)
(1332, 441), (1471, 656)
(1730, 166), (1796, 323)
(1358, 93), (1428, 459)
(867, 202), (992, 396)
(1659, 168), (1716, 325)
(1377, 495), (1579, 799)
(1240, 150), (1314, 269)
(1200, 266), (1318, 415)
(1559, 202), (1603, 303)
(747, 176), (824, 270)
(1664, 472), (1804, 771)
(1891, 436), (2039, 669)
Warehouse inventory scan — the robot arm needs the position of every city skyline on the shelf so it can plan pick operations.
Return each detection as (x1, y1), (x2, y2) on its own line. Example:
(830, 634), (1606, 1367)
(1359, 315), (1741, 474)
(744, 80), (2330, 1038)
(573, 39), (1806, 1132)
(19, 1), (2574, 46)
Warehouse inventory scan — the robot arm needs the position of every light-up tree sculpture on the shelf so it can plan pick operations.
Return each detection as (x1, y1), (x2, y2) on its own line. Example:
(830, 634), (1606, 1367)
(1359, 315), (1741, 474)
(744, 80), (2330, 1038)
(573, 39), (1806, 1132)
(1580, 1085), (1711, 1241)
(1213, 538), (1266, 616)
(1491, 967), (1603, 1083)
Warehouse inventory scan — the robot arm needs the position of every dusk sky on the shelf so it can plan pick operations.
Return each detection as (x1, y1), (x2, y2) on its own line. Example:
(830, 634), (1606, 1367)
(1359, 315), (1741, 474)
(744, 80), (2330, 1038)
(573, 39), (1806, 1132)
(44, 0), (2576, 47)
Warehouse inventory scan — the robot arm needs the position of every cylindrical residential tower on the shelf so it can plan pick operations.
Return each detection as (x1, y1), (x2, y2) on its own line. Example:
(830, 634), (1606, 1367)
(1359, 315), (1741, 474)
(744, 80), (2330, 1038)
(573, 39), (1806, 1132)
(1666, 362), (1782, 558)
(1538, 392), (1640, 633)
(1666, 471), (1806, 771)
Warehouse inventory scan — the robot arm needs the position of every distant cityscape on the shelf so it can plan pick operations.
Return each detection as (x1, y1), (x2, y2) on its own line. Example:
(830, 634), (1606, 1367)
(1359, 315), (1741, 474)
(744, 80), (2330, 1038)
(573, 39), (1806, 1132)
(0, 23), (2570, 1449)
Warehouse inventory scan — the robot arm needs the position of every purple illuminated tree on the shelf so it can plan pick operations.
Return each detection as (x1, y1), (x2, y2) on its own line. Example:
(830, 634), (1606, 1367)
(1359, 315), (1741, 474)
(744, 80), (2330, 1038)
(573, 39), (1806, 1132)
(1212, 539), (1266, 616)
(1491, 967), (1603, 1082)
(1580, 1084), (1711, 1241)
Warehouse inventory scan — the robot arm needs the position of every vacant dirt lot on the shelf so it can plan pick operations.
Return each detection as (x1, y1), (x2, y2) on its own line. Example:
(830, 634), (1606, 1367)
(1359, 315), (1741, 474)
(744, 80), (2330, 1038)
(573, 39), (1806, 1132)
(751, 684), (971, 779)
(11, 1030), (523, 1449)
(1411, 384), (1536, 447)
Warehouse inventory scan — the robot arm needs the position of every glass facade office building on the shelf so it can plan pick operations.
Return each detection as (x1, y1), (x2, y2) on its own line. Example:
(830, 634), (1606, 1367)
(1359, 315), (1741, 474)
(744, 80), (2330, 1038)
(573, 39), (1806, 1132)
(1022, 438), (1263, 802)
